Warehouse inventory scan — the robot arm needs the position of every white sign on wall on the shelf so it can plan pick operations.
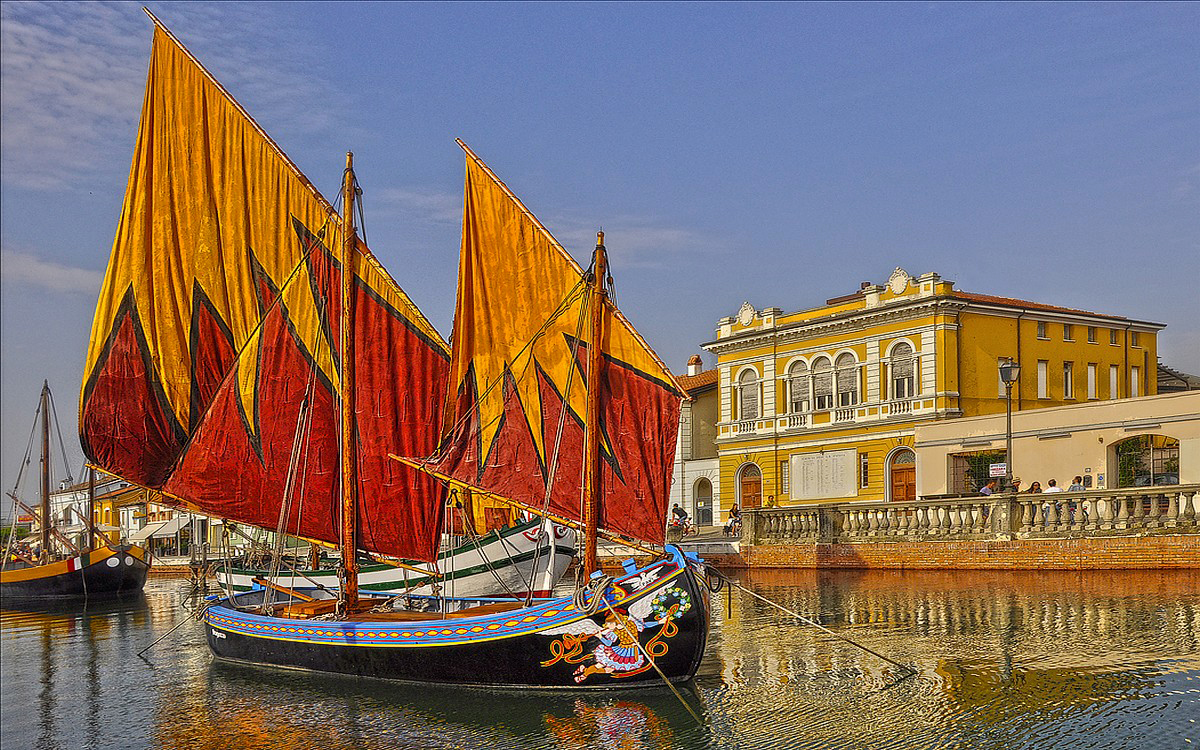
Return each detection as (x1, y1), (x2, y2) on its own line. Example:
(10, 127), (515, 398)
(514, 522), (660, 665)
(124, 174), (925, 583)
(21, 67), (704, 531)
(791, 449), (857, 500)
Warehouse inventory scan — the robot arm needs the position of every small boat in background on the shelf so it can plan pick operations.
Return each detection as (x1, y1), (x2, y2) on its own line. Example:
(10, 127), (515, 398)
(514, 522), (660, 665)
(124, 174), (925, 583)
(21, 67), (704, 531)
(1, 382), (149, 601)
(217, 517), (576, 598)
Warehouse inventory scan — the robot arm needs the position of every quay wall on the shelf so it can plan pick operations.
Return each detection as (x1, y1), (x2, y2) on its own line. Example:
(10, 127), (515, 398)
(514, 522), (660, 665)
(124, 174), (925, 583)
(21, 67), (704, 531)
(737, 533), (1199, 570)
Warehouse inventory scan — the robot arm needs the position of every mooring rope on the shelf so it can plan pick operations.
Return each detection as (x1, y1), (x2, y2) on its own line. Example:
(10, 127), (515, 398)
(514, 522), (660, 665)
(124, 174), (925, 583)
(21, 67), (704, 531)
(707, 565), (918, 685)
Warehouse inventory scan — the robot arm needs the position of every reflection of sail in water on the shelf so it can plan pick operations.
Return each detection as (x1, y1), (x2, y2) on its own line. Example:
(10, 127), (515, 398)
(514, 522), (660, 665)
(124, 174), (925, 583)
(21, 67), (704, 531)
(544, 699), (674, 750)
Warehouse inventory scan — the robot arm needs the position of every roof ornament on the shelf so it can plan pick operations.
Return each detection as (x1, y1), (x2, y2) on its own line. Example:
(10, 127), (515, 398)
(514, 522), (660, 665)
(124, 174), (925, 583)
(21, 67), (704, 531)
(737, 301), (757, 326)
(887, 268), (912, 295)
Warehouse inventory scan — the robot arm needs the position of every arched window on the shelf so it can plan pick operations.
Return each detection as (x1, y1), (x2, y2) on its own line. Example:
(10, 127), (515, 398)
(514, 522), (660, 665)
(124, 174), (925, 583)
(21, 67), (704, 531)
(891, 342), (916, 399)
(1115, 435), (1180, 487)
(738, 463), (762, 508)
(787, 361), (810, 413)
(835, 353), (859, 407)
(738, 369), (759, 420)
(812, 357), (833, 410)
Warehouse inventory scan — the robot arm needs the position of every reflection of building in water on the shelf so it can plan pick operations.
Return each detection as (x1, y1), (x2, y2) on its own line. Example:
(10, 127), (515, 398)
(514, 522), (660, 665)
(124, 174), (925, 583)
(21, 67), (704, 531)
(717, 569), (1200, 691)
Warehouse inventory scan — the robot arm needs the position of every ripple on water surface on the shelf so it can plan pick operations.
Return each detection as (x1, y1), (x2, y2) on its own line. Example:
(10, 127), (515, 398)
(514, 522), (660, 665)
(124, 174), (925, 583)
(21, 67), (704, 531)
(2, 570), (1198, 749)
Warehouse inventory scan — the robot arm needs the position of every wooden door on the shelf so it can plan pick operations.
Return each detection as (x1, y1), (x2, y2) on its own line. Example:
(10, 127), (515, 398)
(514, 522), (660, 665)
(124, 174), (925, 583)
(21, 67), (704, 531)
(891, 466), (915, 503)
(740, 468), (762, 509)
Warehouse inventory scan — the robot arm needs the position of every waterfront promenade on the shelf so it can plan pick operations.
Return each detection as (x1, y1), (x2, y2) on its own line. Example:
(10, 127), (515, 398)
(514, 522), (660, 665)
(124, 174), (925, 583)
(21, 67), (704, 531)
(639, 483), (1200, 570)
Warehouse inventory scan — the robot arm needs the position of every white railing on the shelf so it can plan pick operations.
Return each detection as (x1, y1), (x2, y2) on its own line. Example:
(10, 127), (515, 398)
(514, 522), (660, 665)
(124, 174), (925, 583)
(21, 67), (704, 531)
(785, 414), (807, 428)
(889, 399), (913, 415)
(834, 408), (856, 423)
(742, 485), (1200, 545)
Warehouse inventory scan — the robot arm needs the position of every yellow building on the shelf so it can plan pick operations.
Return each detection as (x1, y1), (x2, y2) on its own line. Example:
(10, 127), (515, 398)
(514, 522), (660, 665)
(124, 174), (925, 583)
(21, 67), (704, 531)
(702, 268), (1164, 518)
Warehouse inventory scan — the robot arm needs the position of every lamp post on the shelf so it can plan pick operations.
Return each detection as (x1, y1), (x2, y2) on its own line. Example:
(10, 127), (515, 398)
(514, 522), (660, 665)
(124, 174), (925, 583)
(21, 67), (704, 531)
(999, 358), (1021, 491)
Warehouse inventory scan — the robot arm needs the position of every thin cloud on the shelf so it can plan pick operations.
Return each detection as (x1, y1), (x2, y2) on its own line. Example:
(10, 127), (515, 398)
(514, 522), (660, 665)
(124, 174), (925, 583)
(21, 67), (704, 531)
(552, 218), (715, 270)
(0, 2), (348, 193)
(374, 188), (462, 224)
(1, 248), (103, 294)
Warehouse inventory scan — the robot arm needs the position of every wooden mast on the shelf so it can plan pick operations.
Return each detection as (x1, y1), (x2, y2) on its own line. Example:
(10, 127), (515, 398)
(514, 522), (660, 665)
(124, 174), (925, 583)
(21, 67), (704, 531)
(338, 152), (359, 611)
(87, 467), (97, 550)
(581, 232), (608, 576)
(39, 380), (51, 558)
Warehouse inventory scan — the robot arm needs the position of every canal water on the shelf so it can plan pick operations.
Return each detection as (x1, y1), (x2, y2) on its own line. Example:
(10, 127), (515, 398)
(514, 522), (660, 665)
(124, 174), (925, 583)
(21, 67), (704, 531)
(2, 569), (1197, 749)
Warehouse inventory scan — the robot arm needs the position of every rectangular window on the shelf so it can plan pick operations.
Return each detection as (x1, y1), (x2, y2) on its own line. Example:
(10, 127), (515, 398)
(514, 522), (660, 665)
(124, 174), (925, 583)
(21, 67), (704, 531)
(1110, 329), (1119, 345)
(1063, 361), (1074, 399)
(1087, 326), (1097, 344)
(1037, 360), (1049, 399)
(779, 460), (790, 495)
(1110, 364), (1120, 399)
(1087, 363), (1097, 399)
(1063, 324), (1073, 341)
(859, 453), (870, 489)
(1036, 321), (1047, 339)
(1131, 332), (1140, 347)
(1131, 366), (1141, 397)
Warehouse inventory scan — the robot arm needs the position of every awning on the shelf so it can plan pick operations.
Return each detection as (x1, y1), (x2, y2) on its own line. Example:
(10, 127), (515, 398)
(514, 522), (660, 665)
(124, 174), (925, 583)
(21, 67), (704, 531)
(129, 516), (188, 541)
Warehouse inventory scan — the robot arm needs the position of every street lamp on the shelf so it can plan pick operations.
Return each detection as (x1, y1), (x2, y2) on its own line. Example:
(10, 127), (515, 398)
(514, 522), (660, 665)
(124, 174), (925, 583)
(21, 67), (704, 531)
(999, 358), (1021, 492)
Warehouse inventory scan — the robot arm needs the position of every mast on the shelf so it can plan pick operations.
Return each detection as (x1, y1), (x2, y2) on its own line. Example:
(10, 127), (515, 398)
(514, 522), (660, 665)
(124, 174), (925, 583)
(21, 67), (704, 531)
(338, 152), (359, 610)
(39, 380), (51, 557)
(87, 467), (97, 549)
(581, 232), (607, 575)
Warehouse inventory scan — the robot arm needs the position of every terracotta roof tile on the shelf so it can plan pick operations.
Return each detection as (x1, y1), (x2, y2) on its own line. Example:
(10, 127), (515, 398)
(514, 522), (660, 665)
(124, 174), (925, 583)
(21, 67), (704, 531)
(953, 291), (1132, 321)
(677, 369), (717, 394)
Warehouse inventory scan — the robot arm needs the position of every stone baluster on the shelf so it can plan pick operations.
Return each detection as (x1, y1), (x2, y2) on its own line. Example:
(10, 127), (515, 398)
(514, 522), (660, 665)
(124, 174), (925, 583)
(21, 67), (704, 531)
(1130, 493), (1145, 528)
(1019, 500), (1033, 533)
(1182, 490), (1197, 527)
(842, 511), (854, 536)
(913, 505), (927, 534)
(936, 505), (949, 535)
(1075, 496), (1094, 532)
(1166, 491), (1180, 527)
(1084, 496), (1098, 531)
(974, 503), (987, 533)
(1147, 492), (1164, 528)
(1115, 496), (1130, 529)
(1099, 496), (1114, 530)
(1047, 498), (1060, 531)
(866, 509), (879, 535)
(950, 504), (964, 534)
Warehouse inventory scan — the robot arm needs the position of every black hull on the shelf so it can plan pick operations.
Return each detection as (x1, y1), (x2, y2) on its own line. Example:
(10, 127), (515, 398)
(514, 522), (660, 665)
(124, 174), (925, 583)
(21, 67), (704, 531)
(0, 545), (150, 601)
(205, 547), (710, 690)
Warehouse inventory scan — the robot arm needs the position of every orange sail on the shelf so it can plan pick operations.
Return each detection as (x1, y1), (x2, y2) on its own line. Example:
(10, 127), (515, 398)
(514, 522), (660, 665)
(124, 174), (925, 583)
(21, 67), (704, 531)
(79, 25), (448, 561)
(426, 144), (684, 545)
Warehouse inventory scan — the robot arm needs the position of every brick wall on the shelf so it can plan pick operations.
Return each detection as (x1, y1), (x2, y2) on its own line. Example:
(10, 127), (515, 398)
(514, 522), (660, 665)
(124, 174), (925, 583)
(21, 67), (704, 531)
(736, 534), (1199, 570)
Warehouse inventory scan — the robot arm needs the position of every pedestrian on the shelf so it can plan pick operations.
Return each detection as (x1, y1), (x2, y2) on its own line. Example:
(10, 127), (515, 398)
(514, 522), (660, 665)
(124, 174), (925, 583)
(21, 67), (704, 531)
(1026, 481), (1042, 493)
(765, 494), (777, 508)
(724, 504), (742, 536)
(1011, 477), (1022, 493)
(980, 479), (999, 495)
(1068, 476), (1085, 492)
(1043, 479), (1063, 494)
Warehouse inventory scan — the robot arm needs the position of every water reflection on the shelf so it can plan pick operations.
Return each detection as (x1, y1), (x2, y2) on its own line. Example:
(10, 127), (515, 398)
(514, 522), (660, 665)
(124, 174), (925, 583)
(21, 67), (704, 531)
(2, 571), (1197, 749)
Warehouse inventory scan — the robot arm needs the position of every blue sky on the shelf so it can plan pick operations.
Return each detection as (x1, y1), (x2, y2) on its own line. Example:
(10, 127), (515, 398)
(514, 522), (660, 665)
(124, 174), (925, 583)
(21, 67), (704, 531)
(2, 1), (1197, 500)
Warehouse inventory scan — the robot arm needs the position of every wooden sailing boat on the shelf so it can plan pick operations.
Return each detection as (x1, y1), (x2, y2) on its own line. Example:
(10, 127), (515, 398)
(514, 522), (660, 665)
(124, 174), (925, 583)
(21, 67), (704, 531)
(203, 147), (711, 688)
(86, 13), (708, 688)
(1, 382), (149, 600)
(79, 13), (571, 601)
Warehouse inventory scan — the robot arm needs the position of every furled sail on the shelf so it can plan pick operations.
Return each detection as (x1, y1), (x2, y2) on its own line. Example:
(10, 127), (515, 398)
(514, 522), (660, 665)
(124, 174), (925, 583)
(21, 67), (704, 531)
(425, 145), (683, 545)
(80, 25), (448, 561)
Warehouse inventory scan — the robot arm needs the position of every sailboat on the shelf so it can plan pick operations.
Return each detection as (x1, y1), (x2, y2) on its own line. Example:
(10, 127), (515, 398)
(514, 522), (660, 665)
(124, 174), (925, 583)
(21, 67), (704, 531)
(1, 382), (149, 600)
(78, 12), (571, 602)
(88, 14), (709, 689)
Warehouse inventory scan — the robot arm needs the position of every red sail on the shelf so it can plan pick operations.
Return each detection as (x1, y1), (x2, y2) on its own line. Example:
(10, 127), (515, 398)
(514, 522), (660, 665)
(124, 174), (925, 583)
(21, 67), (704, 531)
(80, 25), (448, 561)
(426, 147), (683, 545)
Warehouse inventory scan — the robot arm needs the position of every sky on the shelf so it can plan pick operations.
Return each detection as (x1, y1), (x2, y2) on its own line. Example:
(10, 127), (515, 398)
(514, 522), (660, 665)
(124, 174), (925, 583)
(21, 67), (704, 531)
(2, 1), (1197, 505)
